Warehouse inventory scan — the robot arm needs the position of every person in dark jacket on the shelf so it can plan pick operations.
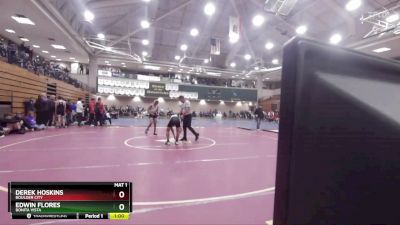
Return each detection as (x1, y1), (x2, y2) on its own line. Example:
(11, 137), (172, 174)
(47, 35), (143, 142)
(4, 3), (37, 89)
(34, 93), (48, 125)
(47, 95), (56, 127)
(254, 105), (265, 130)
(95, 97), (105, 126)
(24, 98), (35, 115)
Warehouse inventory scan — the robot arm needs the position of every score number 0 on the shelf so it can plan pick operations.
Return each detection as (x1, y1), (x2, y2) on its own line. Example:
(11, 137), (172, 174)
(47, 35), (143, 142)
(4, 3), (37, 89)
(119, 191), (125, 211)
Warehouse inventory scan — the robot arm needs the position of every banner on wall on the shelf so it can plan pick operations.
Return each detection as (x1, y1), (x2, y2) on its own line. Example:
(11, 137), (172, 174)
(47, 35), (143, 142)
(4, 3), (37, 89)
(98, 70), (112, 77)
(208, 88), (222, 100)
(137, 74), (161, 82)
(145, 82), (170, 97)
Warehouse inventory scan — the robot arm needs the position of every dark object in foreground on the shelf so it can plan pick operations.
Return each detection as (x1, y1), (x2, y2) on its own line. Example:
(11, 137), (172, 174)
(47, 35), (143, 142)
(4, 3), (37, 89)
(274, 37), (400, 224)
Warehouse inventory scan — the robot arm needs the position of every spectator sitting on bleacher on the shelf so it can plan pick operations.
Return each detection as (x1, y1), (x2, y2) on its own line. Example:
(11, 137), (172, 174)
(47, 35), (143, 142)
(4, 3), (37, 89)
(0, 113), (25, 135)
(24, 111), (45, 131)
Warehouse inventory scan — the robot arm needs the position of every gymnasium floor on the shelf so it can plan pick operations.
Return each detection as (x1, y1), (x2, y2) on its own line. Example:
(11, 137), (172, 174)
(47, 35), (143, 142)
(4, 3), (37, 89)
(0, 119), (278, 225)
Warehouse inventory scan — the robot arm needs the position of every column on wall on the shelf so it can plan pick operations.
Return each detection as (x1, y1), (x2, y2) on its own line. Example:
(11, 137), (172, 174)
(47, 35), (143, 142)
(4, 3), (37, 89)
(88, 56), (98, 93)
(256, 74), (264, 103)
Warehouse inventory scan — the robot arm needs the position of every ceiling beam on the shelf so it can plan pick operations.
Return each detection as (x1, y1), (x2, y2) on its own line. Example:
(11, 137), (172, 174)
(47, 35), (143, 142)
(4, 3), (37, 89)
(107, 0), (194, 48)
(86, 0), (142, 9)
(32, 0), (93, 56)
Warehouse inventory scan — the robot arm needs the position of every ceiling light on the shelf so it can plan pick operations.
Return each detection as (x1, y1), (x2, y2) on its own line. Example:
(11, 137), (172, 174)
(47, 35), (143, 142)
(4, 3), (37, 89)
(229, 36), (239, 44)
(272, 59), (279, 64)
(142, 0), (151, 2)
(5, 29), (15, 33)
(20, 37), (29, 42)
(345, 0), (362, 11)
(204, 2), (216, 16)
(122, 65), (127, 68)
(97, 33), (105, 39)
(74, 60), (79, 63)
(51, 55), (56, 58)
(51, 44), (66, 50)
(296, 25), (307, 35)
(69, 57), (75, 60)
(252, 14), (265, 27)
(265, 42), (274, 50)
(56, 59), (61, 61)
(175, 55), (181, 60)
(330, 33), (342, 44)
(142, 51), (148, 56)
(230, 62), (236, 68)
(140, 20), (150, 29)
(190, 28), (199, 36)
(386, 14), (399, 23)
(144, 65), (160, 70)
(42, 50), (49, 53)
(32, 45), (40, 48)
(121, 62), (126, 65)
(244, 54), (251, 61)
(84, 10), (94, 22)
(105, 60), (109, 63)
(105, 46), (112, 51)
(254, 67), (259, 70)
(11, 15), (35, 25)
(372, 47), (391, 53)
(180, 44), (188, 51)
(204, 59), (209, 64)
(142, 39), (149, 45)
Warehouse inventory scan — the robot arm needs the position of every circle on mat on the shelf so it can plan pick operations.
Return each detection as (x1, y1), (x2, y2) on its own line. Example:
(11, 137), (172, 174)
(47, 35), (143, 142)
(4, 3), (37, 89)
(124, 136), (216, 151)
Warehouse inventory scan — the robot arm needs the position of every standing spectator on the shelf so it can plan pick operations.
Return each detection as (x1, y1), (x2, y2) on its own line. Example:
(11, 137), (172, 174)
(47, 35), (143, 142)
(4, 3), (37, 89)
(88, 98), (96, 127)
(76, 98), (84, 127)
(79, 63), (84, 74)
(178, 96), (199, 142)
(34, 93), (48, 126)
(95, 97), (105, 126)
(254, 105), (265, 130)
(55, 96), (66, 128)
(24, 98), (35, 115)
(267, 110), (275, 122)
(47, 95), (56, 127)
(65, 99), (72, 126)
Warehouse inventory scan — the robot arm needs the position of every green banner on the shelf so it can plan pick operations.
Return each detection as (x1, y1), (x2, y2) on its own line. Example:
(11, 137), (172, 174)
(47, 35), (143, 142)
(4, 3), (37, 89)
(145, 82), (170, 97)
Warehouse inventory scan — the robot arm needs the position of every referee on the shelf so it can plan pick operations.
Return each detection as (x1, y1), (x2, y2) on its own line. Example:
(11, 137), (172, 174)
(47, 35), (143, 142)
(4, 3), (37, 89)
(179, 96), (199, 141)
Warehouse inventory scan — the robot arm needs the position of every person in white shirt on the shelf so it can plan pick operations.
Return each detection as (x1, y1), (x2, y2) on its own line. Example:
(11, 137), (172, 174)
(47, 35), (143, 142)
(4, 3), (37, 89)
(76, 98), (84, 126)
(145, 100), (159, 135)
(179, 96), (199, 141)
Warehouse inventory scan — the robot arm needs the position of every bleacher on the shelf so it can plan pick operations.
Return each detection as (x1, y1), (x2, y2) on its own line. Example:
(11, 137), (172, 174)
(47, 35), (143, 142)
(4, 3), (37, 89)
(0, 60), (88, 114)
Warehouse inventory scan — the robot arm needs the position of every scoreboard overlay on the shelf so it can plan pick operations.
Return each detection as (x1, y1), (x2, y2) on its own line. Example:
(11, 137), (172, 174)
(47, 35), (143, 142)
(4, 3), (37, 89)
(8, 182), (132, 220)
